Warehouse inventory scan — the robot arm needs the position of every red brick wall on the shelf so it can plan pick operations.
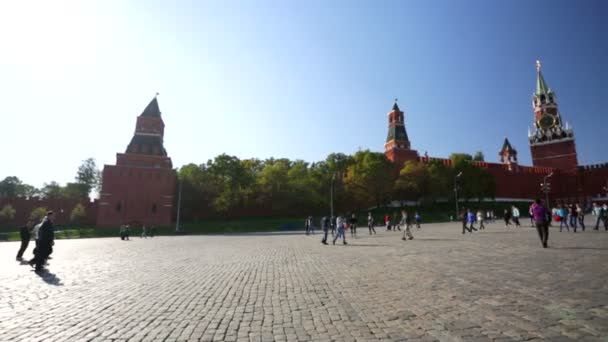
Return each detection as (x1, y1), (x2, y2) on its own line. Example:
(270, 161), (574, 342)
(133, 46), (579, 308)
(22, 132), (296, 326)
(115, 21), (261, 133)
(385, 149), (419, 166)
(0, 197), (97, 228)
(531, 140), (578, 173)
(97, 163), (176, 227)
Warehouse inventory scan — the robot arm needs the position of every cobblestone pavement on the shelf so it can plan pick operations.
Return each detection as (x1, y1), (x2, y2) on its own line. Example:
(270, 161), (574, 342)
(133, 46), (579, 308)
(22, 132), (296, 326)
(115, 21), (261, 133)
(1, 220), (607, 342)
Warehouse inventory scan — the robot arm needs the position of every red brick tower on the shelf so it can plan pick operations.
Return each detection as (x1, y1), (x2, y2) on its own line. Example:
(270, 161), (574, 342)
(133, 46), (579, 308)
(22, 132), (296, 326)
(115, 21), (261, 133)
(529, 60), (578, 173)
(499, 137), (518, 171)
(384, 100), (419, 165)
(97, 97), (176, 227)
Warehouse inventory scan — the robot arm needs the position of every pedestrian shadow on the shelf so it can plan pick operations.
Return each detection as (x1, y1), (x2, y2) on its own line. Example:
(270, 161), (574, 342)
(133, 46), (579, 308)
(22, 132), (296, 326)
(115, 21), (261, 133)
(551, 246), (608, 251)
(34, 270), (63, 286)
(415, 238), (459, 241)
(346, 244), (392, 247)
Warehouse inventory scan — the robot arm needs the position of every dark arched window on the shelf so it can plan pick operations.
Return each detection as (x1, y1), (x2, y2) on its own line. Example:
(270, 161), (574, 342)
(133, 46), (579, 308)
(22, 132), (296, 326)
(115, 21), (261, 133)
(151, 204), (157, 214)
(115, 202), (122, 212)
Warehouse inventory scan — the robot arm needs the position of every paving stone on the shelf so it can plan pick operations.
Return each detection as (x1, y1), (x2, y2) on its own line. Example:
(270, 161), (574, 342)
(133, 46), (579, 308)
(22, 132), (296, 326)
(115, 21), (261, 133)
(0, 221), (606, 341)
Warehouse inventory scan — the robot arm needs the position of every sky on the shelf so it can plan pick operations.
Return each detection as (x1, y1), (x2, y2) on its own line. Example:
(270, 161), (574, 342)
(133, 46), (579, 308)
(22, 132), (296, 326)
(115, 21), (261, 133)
(0, 0), (606, 191)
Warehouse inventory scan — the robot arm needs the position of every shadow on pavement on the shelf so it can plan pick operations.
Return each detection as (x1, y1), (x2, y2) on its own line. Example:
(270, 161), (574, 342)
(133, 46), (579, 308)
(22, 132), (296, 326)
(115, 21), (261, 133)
(345, 244), (392, 247)
(414, 238), (460, 241)
(34, 270), (63, 286)
(552, 246), (608, 251)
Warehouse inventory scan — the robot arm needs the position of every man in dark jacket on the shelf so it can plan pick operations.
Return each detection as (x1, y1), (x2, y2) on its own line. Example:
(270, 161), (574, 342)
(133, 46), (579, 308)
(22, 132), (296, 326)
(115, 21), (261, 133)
(16, 220), (34, 261)
(30, 211), (55, 272)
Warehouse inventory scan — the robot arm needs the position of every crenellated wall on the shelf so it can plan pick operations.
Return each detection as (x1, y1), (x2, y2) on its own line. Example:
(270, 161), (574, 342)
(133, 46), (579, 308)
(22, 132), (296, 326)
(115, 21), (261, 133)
(0, 197), (98, 228)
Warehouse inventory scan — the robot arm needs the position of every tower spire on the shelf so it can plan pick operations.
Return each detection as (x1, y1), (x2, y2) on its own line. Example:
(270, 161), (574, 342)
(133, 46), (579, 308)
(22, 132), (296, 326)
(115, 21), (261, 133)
(535, 59), (550, 96)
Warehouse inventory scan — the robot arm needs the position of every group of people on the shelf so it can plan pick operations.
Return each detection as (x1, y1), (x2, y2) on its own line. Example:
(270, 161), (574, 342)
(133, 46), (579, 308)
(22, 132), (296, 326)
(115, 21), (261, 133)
(459, 209), (489, 233)
(15, 211), (55, 273)
(550, 202), (602, 232)
(309, 210), (421, 245)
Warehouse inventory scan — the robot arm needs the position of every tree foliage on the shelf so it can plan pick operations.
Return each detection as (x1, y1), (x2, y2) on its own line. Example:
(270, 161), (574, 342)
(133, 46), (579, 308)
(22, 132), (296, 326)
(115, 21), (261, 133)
(0, 204), (16, 222)
(76, 158), (101, 197)
(70, 203), (87, 224)
(29, 207), (48, 223)
(0, 176), (39, 198)
(473, 151), (485, 161)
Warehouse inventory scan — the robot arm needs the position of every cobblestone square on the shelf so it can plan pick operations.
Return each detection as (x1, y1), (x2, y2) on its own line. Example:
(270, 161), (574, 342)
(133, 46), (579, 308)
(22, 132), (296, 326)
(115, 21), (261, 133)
(1, 221), (607, 341)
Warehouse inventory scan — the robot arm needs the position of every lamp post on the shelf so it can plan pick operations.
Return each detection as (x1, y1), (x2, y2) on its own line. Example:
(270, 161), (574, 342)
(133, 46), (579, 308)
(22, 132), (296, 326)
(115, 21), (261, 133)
(541, 172), (553, 208)
(454, 172), (462, 219)
(330, 173), (335, 219)
(175, 179), (182, 233)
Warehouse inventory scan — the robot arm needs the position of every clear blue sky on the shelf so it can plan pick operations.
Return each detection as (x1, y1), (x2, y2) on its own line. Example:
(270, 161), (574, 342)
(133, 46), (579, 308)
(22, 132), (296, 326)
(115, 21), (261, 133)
(1, 0), (606, 190)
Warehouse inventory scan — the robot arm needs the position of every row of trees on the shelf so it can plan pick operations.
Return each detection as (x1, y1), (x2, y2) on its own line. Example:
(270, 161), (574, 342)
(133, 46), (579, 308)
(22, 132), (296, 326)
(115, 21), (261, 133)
(0, 203), (87, 225)
(0, 158), (101, 200)
(177, 151), (495, 220)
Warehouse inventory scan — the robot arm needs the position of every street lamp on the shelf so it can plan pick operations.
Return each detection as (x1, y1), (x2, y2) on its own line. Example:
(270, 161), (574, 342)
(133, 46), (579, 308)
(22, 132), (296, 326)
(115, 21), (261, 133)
(454, 172), (462, 219)
(175, 179), (183, 233)
(330, 173), (336, 219)
(541, 172), (553, 208)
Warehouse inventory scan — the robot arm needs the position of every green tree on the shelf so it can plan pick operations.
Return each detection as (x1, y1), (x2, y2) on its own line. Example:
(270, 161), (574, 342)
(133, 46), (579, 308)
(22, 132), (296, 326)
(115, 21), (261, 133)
(473, 151), (485, 161)
(29, 207), (48, 223)
(257, 158), (291, 211)
(394, 161), (429, 201)
(41, 182), (63, 199)
(70, 203), (87, 224)
(450, 153), (473, 164)
(0, 176), (29, 198)
(426, 160), (451, 202)
(0, 204), (16, 223)
(344, 150), (395, 210)
(178, 163), (218, 220)
(75, 158), (100, 197)
(62, 182), (89, 199)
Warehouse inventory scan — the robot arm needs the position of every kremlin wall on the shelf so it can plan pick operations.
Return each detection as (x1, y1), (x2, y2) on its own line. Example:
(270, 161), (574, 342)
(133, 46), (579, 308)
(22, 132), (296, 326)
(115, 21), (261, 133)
(2, 62), (607, 228)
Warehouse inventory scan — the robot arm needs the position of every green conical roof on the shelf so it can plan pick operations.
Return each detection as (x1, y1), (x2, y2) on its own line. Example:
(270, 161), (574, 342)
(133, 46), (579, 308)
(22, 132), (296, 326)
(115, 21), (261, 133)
(501, 137), (515, 152)
(141, 97), (161, 117)
(534, 60), (554, 96)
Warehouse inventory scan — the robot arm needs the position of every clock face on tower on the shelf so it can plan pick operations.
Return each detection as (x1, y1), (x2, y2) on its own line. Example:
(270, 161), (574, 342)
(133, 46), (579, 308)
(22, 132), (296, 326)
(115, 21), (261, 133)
(538, 114), (556, 129)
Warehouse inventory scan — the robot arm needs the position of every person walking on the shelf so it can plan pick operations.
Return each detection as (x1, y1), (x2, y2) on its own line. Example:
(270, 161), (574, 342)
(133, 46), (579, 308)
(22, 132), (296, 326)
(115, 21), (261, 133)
(529, 203), (535, 227)
(460, 210), (469, 234)
(476, 210), (486, 230)
(392, 212), (401, 231)
(16, 221), (34, 261)
(384, 214), (391, 231)
(120, 224), (131, 240)
(503, 208), (512, 227)
(349, 213), (357, 237)
(576, 203), (585, 231)
(569, 204), (578, 232)
(602, 204), (608, 230)
(512, 205), (521, 227)
(531, 199), (550, 248)
(592, 203), (602, 230)
(333, 215), (347, 245)
(321, 216), (329, 245)
(29, 211), (55, 273)
(467, 209), (478, 232)
(367, 212), (376, 235)
(557, 204), (569, 231)
(330, 215), (336, 236)
(141, 225), (148, 238)
(414, 212), (421, 229)
(401, 210), (414, 241)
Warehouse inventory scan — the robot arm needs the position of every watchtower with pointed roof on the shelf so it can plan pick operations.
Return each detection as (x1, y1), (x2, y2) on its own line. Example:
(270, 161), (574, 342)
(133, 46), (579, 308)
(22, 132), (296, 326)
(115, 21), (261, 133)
(97, 97), (176, 227)
(499, 137), (518, 171)
(528, 60), (578, 172)
(384, 100), (419, 165)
